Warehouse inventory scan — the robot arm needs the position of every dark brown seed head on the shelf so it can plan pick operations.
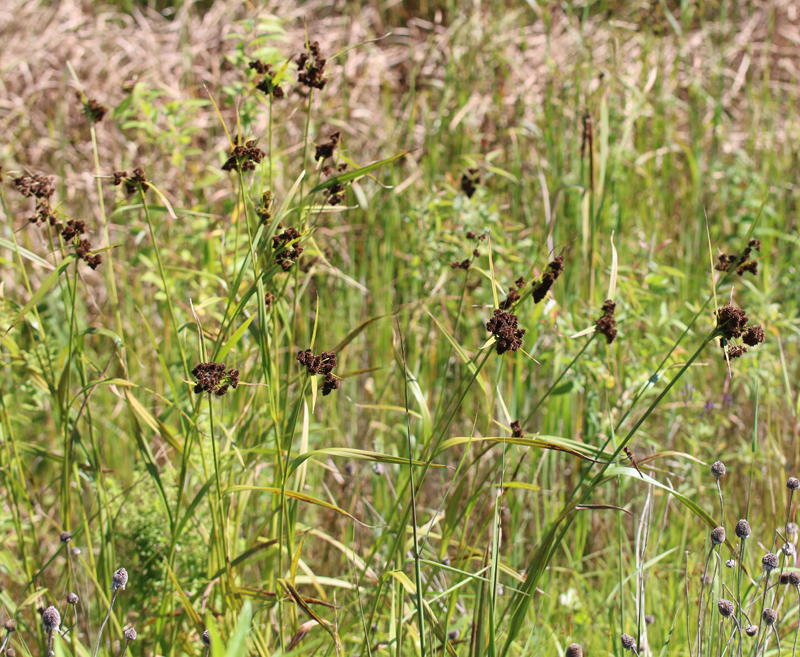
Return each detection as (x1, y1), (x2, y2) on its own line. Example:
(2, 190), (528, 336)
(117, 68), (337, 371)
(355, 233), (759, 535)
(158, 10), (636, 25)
(710, 526), (726, 545)
(42, 606), (60, 631)
(124, 628), (137, 642)
(762, 553), (780, 571)
(314, 132), (340, 161)
(510, 420), (523, 438)
(718, 599), (735, 618)
(790, 571), (800, 586)
(788, 477), (800, 491)
(498, 287), (519, 310)
(715, 305), (749, 340)
(82, 96), (108, 123)
(447, 629), (458, 641)
(763, 608), (777, 626)
(749, 238), (761, 251)
(486, 309), (525, 355)
(780, 572), (791, 585)
(745, 624), (758, 637)
(66, 592), (79, 604)
(60, 531), (72, 543)
(565, 644), (582, 657)
(724, 344), (748, 360)
(742, 325), (765, 347)
(736, 519), (751, 539)
(783, 542), (796, 557)
(620, 634), (636, 651)
(645, 615), (655, 625)
(4, 619), (16, 632)
(460, 168), (480, 198)
(711, 461), (726, 478)
(202, 629), (211, 646)
(112, 567), (128, 590)
(726, 559), (736, 568)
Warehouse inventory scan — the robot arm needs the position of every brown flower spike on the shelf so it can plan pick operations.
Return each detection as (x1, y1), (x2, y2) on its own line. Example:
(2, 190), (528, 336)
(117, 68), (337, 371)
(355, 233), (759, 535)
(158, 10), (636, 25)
(486, 309), (525, 355)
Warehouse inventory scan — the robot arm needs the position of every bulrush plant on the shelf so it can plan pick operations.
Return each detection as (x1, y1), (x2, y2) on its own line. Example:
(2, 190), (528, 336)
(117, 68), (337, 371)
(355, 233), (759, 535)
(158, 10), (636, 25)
(2, 7), (795, 657)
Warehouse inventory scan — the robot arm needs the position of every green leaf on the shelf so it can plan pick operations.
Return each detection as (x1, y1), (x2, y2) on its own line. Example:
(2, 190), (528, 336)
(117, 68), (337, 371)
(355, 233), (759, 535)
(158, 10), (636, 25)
(308, 151), (411, 195)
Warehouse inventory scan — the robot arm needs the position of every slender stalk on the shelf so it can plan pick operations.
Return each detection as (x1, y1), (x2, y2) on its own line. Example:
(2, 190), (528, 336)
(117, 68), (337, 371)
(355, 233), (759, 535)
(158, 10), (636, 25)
(92, 588), (118, 657)
(47, 629), (54, 656)
(696, 546), (716, 655)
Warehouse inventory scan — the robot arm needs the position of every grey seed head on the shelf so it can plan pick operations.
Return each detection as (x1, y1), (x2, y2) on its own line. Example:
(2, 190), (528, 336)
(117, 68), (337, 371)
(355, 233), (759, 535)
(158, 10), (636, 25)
(372, 463), (385, 475)
(645, 615), (655, 625)
(745, 624), (758, 637)
(124, 628), (137, 642)
(763, 552), (780, 571)
(788, 477), (800, 491)
(42, 606), (60, 631)
(789, 522), (799, 534)
(784, 542), (796, 557)
(7, 649), (15, 657)
(59, 531), (72, 543)
(202, 629), (211, 646)
(566, 643), (583, 657)
(718, 599), (735, 618)
(447, 629), (458, 641)
(736, 519), (751, 539)
(790, 571), (800, 586)
(710, 526), (726, 545)
(621, 634), (636, 651)
(66, 592), (79, 605)
(763, 608), (777, 625)
(112, 567), (128, 590)
(4, 619), (16, 632)
(726, 559), (736, 568)
(711, 461), (726, 478)
(71, 547), (81, 555)
(701, 574), (714, 585)
(442, 556), (451, 566)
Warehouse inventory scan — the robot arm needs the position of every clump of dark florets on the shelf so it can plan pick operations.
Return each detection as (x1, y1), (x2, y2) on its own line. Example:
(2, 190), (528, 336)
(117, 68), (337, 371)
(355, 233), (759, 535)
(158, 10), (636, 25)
(250, 60), (286, 98)
(273, 226), (304, 270)
(715, 238), (762, 276)
(222, 138), (265, 173)
(315, 132), (341, 161)
(510, 420), (523, 438)
(324, 182), (347, 206)
(499, 287), (520, 310)
(450, 259), (471, 270)
(192, 362), (240, 396)
(264, 291), (276, 307)
(15, 173), (58, 226)
(113, 171), (127, 186)
(531, 255), (565, 304)
(486, 309), (525, 355)
(76, 238), (102, 270)
(595, 298), (617, 344)
(257, 191), (274, 224)
(716, 304), (765, 360)
(124, 167), (149, 196)
(297, 41), (327, 90)
(297, 349), (340, 395)
(742, 325), (765, 347)
(461, 168), (480, 198)
(78, 93), (108, 123)
(61, 219), (85, 243)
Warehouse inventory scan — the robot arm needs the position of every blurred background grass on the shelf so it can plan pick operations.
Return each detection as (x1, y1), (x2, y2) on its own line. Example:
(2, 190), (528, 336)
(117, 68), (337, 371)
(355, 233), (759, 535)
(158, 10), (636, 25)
(1, 0), (799, 656)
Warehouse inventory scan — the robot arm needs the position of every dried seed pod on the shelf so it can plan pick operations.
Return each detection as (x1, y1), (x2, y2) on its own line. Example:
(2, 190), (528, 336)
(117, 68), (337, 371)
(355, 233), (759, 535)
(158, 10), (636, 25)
(620, 634), (636, 651)
(783, 542), (796, 557)
(447, 630), (458, 641)
(112, 567), (128, 590)
(711, 461), (726, 478)
(790, 571), (800, 586)
(42, 606), (60, 631)
(735, 519), (751, 539)
(4, 619), (16, 632)
(726, 559), (736, 568)
(124, 628), (137, 641)
(745, 625), (758, 637)
(762, 552), (780, 571)
(6, 649), (15, 657)
(60, 531), (72, 543)
(566, 644), (583, 657)
(66, 592), (79, 605)
(644, 615), (655, 625)
(789, 477), (800, 491)
(762, 608), (777, 626)
(202, 630), (211, 646)
(718, 599), (735, 618)
(710, 527), (726, 545)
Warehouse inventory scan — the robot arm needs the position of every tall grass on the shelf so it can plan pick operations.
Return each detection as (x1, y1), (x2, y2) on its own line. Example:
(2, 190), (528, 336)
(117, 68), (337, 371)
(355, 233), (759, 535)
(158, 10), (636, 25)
(1, 2), (799, 657)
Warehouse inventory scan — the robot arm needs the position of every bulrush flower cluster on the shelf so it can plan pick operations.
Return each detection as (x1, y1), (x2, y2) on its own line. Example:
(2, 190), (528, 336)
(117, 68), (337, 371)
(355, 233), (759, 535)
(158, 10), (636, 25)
(486, 309), (525, 355)
(531, 255), (565, 303)
(715, 304), (765, 359)
(222, 138), (265, 172)
(297, 41), (327, 90)
(297, 349), (340, 395)
(715, 238), (761, 276)
(450, 259), (471, 270)
(461, 168), (480, 198)
(60, 219), (102, 269)
(595, 299), (617, 344)
(113, 166), (149, 196)
(249, 59), (285, 98)
(14, 173), (58, 226)
(510, 420), (523, 438)
(315, 132), (341, 161)
(273, 226), (304, 270)
(77, 93), (108, 123)
(191, 362), (240, 396)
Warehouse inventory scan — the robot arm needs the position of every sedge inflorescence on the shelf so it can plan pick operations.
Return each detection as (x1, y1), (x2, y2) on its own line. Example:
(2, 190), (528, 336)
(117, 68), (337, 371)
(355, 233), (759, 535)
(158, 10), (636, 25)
(297, 349), (340, 395)
(486, 309), (525, 355)
(715, 304), (765, 360)
(191, 362), (240, 396)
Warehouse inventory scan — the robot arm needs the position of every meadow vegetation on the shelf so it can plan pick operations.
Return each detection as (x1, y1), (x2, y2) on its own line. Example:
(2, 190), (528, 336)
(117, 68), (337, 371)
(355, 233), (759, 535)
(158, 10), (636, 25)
(1, 1), (800, 656)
